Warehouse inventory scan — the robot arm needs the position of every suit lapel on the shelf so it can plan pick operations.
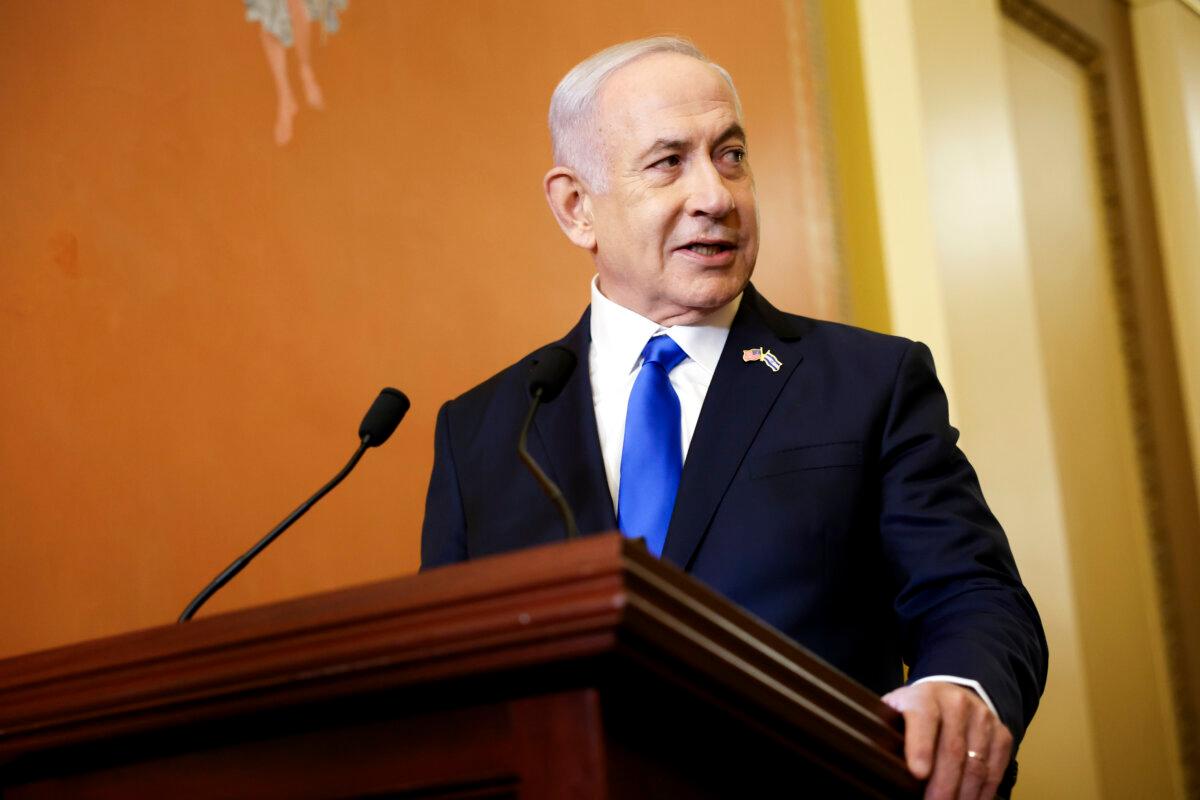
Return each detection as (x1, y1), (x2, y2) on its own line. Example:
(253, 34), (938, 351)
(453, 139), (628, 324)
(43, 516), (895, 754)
(531, 308), (619, 535)
(662, 285), (807, 569)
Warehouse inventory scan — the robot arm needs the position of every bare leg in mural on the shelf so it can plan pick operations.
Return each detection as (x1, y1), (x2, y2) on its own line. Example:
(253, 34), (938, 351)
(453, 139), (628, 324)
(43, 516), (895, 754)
(258, 25), (299, 146)
(245, 0), (347, 146)
(287, 0), (324, 110)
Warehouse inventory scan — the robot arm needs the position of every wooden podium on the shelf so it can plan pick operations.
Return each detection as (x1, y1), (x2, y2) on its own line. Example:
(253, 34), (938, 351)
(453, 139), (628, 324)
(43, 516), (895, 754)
(0, 533), (921, 798)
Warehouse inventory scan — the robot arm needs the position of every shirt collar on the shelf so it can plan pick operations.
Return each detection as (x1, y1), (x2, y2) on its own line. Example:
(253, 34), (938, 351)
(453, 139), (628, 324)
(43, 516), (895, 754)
(589, 275), (741, 376)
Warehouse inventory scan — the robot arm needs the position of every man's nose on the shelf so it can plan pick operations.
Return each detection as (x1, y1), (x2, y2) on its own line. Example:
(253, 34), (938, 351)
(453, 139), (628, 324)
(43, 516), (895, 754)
(685, 160), (735, 219)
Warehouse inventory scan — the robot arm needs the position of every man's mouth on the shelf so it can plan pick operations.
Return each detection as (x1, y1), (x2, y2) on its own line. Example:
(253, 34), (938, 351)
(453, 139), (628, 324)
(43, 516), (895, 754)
(681, 241), (736, 256)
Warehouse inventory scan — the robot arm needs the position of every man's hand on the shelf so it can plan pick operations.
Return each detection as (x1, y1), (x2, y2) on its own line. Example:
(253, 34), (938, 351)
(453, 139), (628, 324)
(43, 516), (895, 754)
(882, 682), (1013, 800)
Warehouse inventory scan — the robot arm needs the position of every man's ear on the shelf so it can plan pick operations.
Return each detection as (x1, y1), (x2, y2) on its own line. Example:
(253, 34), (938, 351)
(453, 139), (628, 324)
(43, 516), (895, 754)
(543, 167), (596, 251)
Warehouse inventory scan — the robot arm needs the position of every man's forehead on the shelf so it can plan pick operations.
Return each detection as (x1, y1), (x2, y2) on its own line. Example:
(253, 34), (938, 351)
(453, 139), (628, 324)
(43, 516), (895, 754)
(596, 52), (740, 134)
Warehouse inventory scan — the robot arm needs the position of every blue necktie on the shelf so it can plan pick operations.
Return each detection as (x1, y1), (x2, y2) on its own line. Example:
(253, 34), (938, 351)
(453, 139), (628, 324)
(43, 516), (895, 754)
(618, 335), (688, 557)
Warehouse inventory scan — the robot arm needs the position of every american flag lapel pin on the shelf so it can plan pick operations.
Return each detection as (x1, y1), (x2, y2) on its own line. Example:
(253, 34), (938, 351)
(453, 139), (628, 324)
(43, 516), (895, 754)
(743, 347), (782, 373)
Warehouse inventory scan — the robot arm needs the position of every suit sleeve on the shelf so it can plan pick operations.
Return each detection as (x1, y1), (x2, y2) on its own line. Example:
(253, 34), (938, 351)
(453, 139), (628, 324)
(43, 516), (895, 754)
(420, 401), (469, 569)
(877, 341), (1048, 748)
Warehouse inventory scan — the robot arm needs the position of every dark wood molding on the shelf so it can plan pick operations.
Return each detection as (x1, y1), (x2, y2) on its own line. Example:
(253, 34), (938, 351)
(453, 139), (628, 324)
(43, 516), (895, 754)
(0, 534), (920, 798)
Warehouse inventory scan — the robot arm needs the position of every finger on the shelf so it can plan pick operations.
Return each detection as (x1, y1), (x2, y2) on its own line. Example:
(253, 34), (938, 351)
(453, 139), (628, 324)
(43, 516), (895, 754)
(884, 692), (940, 780)
(956, 705), (994, 800)
(980, 725), (1013, 800)
(924, 689), (969, 800)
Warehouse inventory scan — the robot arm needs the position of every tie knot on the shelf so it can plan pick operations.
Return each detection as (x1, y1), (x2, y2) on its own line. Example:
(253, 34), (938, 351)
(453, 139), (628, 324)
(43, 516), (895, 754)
(641, 335), (688, 373)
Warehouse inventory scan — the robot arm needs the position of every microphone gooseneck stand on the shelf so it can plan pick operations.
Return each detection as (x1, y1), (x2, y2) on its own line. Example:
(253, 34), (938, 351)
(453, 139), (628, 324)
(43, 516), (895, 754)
(178, 386), (410, 623)
(517, 387), (580, 541)
(178, 435), (373, 623)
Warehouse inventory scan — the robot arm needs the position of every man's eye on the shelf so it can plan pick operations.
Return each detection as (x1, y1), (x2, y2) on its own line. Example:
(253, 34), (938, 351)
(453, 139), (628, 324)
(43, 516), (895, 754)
(724, 148), (746, 164)
(652, 154), (682, 169)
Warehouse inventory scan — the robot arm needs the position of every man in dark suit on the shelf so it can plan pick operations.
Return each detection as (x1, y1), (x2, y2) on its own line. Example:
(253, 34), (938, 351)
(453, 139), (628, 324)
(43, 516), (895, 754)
(421, 37), (1046, 800)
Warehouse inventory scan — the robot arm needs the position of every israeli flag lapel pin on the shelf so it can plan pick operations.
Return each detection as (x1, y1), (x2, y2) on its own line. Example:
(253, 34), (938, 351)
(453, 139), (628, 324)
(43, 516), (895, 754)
(742, 347), (782, 373)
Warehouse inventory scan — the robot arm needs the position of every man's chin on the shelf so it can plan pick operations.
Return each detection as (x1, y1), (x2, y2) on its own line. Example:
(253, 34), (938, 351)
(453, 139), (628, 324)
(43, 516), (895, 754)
(680, 268), (752, 308)
(653, 273), (750, 325)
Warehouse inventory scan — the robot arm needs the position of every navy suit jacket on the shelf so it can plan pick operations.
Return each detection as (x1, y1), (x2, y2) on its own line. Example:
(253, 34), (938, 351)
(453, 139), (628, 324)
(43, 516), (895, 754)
(422, 283), (1047, 754)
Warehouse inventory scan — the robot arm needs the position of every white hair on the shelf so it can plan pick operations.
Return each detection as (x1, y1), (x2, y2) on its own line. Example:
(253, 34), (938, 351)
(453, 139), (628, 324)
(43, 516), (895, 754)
(548, 36), (742, 190)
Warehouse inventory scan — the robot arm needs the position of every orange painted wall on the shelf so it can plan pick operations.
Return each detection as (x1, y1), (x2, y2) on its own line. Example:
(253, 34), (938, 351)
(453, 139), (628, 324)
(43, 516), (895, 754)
(0, 2), (827, 658)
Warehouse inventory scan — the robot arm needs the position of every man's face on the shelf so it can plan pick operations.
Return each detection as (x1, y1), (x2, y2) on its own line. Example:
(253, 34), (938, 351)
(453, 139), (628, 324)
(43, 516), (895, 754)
(588, 53), (758, 325)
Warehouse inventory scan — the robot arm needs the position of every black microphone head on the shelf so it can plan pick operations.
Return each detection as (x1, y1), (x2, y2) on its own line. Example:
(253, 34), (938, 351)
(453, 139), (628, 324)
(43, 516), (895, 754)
(527, 346), (577, 403)
(359, 387), (410, 447)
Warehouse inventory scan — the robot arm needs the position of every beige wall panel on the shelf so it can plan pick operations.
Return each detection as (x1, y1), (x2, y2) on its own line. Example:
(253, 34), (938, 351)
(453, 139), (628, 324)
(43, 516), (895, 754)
(853, 0), (957, 403)
(819, 0), (1196, 794)
(902, 3), (1103, 794)
(1002, 18), (1183, 798)
(1133, 0), (1200, 512)
(854, 0), (1121, 795)
(818, 0), (892, 334)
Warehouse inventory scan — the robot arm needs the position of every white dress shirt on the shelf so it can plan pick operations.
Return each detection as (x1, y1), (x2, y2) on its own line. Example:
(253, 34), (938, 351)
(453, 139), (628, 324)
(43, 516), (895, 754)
(585, 275), (999, 719)
(588, 275), (741, 513)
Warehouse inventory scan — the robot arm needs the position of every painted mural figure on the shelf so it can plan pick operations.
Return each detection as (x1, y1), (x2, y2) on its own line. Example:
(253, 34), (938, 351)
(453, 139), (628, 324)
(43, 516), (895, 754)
(244, 0), (348, 145)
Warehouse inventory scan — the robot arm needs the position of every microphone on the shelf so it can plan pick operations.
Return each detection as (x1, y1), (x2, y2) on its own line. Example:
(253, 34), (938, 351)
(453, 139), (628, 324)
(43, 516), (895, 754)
(360, 387), (410, 446)
(178, 388), (411, 623)
(518, 346), (580, 541)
